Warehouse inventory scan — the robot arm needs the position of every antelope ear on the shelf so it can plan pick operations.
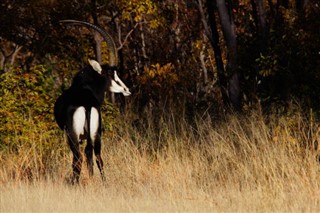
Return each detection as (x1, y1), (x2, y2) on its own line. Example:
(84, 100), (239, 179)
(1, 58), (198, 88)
(88, 59), (102, 74)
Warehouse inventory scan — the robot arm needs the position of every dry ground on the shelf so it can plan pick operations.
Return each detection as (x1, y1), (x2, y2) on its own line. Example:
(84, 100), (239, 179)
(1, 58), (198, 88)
(1, 113), (320, 212)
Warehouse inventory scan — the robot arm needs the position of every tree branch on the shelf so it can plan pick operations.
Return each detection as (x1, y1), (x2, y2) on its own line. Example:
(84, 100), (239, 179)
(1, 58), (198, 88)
(117, 22), (139, 51)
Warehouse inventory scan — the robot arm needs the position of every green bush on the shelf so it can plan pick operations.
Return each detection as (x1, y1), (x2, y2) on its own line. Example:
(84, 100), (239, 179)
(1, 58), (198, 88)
(0, 63), (119, 152)
(0, 65), (57, 151)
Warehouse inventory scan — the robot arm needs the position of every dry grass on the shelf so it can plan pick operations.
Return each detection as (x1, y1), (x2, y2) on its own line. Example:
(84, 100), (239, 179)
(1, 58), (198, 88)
(1, 111), (320, 212)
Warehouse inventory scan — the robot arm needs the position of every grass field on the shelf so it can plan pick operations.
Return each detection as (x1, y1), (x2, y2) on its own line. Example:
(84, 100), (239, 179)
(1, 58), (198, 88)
(1, 111), (320, 212)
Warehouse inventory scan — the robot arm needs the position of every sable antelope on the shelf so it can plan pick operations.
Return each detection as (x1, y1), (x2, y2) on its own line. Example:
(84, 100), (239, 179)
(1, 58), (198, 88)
(54, 20), (131, 184)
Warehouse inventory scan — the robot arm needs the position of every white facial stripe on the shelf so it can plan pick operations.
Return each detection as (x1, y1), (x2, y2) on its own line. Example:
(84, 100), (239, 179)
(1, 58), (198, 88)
(114, 71), (129, 91)
(109, 80), (125, 93)
(90, 107), (99, 142)
(73, 107), (86, 142)
(113, 71), (131, 96)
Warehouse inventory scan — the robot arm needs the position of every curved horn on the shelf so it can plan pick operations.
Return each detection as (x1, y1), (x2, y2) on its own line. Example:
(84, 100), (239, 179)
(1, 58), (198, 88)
(59, 20), (118, 67)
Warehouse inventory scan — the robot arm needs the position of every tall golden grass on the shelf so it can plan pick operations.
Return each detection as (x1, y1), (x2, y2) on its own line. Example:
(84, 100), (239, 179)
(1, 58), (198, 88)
(1, 110), (320, 212)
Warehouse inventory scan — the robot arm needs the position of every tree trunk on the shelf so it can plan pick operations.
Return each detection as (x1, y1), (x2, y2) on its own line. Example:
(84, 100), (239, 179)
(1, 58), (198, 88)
(91, 0), (102, 64)
(216, 0), (241, 110)
(250, 0), (259, 29)
(139, 21), (148, 60)
(199, 45), (208, 85)
(251, 0), (268, 53)
(199, 0), (229, 105)
(256, 0), (267, 53)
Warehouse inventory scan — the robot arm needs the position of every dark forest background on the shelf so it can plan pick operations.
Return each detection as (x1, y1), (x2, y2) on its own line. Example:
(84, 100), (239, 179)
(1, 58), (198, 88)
(0, 0), (319, 148)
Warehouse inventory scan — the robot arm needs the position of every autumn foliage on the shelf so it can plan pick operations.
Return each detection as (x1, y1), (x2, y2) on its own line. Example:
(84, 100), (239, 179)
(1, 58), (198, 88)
(1, 3), (320, 205)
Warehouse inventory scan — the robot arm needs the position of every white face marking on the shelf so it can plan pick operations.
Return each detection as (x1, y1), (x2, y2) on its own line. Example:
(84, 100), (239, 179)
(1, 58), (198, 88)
(88, 59), (102, 74)
(73, 107), (86, 142)
(109, 71), (131, 96)
(109, 79), (126, 93)
(90, 107), (99, 142)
